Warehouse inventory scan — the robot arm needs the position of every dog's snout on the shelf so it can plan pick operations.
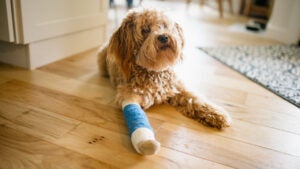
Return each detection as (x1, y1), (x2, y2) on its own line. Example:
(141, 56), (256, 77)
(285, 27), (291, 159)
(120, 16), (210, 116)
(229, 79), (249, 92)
(157, 35), (168, 43)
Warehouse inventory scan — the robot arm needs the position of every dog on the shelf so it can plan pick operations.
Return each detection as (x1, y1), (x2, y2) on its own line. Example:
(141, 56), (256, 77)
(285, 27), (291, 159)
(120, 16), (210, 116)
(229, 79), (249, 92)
(98, 8), (231, 153)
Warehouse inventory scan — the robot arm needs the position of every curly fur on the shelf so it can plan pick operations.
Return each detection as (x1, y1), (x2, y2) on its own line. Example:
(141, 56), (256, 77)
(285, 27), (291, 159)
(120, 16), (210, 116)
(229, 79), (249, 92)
(98, 8), (231, 129)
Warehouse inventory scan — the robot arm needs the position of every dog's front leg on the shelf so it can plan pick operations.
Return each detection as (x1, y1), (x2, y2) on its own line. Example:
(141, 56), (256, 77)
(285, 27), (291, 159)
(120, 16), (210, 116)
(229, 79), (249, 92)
(168, 84), (232, 129)
(116, 86), (160, 155)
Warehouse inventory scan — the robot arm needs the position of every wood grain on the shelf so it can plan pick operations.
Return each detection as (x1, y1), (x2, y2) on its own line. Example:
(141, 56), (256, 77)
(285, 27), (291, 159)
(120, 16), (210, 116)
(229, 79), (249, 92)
(0, 120), (114, 169)
(0, 86), (230, 169)
(157, 123), (300, 169)
(0, 76), (10, 84)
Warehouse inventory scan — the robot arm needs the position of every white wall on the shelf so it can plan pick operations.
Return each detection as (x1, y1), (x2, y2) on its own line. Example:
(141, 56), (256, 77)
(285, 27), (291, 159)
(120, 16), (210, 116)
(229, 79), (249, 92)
(265, 0), (300, 44)
(0, 0), (108, 69)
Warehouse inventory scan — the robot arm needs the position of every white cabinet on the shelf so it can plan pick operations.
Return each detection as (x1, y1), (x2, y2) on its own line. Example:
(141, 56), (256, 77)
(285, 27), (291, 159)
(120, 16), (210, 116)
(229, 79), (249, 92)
(0, 0), (108, 69)
(0, 0), (14, 42)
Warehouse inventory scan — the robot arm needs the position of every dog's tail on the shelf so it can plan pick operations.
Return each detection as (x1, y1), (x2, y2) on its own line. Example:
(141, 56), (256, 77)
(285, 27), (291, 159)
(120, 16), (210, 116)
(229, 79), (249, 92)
(97, 44), (109, 77)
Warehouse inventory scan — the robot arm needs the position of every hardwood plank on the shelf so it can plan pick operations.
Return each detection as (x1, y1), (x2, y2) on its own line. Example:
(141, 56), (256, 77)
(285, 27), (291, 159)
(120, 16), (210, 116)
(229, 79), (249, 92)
(246, 93), (300, 116)
(1, 113), (298, 169)
(0, 102), (232, 169)
(226, 104), (300, 134)
(177, 49), (281, 99)
(54, 122), (233, 169)
(38, 49), (98, 78)
(0, 76), (11, 84)
(157, 148), (233, 169)
(0, 80), (163, 135)
(0, 121), (115, 169)
(178, 49), (250, 82)
(0, 99), (25, 120)
(0, 65), (116, 105)
(76, 71), (112, 86)
(38, 61), (94, 79)
(157, 123), (300, 169)
(193, 84), (248, 105)
(147, 105), (300, 156)
(1, 79), (300, 157)
(1, 78), (292, 168)
(37, 49), (113, 87)
(0, 100), (80, 141)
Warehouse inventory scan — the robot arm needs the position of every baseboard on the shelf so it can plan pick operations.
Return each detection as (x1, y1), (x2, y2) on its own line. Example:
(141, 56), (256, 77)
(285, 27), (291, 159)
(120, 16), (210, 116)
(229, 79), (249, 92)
(264, 24), (299, 44)
(0, 26), (105, 69)
(0, 41), (29, 68)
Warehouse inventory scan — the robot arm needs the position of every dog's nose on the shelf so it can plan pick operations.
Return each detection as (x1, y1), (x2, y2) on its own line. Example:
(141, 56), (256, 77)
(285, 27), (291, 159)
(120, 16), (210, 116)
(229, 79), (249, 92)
(157, 35), (168, 43)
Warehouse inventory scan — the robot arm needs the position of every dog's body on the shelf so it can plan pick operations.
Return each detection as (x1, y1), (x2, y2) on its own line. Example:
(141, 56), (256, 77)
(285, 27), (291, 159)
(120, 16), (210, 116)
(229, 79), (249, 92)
(98, 9), (231, 131)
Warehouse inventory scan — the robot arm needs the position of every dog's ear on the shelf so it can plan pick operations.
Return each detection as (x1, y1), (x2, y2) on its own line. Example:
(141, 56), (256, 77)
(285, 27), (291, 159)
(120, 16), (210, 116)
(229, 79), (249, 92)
(175, 22), (185, 61)
(175, 22), (184, 48)
(109, 12), (137, 79)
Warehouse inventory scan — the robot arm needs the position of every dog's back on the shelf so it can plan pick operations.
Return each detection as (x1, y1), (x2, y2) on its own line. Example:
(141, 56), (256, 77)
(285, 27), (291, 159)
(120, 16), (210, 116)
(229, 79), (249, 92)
(98, 44), (126, 87)
(97, 44), (109, 77)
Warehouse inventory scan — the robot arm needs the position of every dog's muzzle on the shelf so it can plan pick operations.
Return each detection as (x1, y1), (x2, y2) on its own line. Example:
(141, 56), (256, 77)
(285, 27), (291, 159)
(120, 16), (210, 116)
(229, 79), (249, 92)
(157, 34), (171, 50)
(157, 35), (168, 44)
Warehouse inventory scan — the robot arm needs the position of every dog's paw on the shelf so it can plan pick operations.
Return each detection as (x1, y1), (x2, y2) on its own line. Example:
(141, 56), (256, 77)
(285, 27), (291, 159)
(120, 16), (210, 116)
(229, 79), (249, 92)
(197, 105), (232, 129)
(131, 128), (160, 155)
(137, 139), (160, 155)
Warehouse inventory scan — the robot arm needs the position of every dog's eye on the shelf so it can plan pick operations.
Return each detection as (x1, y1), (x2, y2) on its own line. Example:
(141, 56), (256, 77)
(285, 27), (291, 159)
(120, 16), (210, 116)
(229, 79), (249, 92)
(162, 23), (167, 28)
(141, 28), (151, 35)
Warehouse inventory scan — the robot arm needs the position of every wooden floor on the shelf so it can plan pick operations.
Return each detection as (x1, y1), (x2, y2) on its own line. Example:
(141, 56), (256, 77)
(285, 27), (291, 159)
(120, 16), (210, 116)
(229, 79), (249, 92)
(1, 1), (300, 169)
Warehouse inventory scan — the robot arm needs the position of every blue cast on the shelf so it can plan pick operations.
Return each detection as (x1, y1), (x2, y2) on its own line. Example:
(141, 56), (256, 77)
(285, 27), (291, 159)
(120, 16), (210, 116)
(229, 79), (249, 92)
(123, 104), (153, 136)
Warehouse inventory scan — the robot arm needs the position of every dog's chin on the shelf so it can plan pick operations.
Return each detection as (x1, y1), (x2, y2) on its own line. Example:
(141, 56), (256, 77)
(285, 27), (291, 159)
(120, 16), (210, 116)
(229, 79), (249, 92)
(160, 44), (170, 50)
(136, 48), (179, 72)
(137, 61), (175, 72)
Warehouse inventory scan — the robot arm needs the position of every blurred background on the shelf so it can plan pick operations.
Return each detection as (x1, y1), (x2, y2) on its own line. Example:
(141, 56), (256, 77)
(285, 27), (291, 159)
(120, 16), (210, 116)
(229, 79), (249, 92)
(107, 0), (299, 47)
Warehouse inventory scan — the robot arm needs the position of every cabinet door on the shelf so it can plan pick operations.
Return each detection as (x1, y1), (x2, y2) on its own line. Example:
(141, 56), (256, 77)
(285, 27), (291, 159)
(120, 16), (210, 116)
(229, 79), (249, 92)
(13, 0), (107, 44)
(0, 0), (14, 42)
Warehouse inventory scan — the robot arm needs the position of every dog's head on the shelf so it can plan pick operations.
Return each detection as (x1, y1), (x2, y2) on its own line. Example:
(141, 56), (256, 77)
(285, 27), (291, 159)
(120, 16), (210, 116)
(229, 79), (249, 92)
(108, 8), (184, 78)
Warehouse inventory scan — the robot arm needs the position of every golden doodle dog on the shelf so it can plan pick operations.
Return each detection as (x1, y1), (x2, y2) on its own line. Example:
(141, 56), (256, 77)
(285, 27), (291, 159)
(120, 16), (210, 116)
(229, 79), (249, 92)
(98, 8), (231, 155)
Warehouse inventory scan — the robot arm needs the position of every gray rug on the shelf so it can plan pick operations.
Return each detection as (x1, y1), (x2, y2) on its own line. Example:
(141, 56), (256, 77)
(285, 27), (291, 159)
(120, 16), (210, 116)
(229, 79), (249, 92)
(199, 45), (300, 108)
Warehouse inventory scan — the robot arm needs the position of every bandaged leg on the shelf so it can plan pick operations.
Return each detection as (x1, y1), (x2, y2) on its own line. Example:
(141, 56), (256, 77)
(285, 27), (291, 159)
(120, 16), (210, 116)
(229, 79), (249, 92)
(122, 103), (160, 155)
